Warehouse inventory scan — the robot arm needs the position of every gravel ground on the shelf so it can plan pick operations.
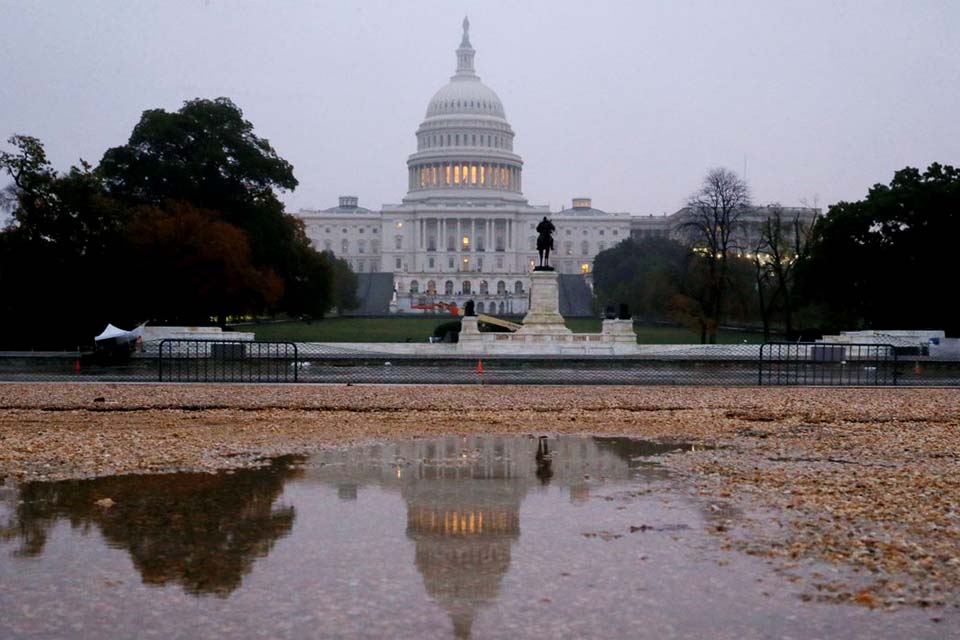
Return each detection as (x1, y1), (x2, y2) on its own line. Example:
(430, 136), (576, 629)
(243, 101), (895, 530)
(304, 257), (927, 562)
(1, 382), (958, 611)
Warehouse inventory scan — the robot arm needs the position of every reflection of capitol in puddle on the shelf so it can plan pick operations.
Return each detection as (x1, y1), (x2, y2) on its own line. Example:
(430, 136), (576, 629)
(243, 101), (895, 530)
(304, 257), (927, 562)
(308, 435), (676, 638)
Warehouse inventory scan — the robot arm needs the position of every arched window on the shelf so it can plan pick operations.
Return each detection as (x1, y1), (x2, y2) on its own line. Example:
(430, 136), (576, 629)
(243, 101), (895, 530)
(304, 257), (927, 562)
(514, 281), (524, 294)
(565, 241), (573, 255)
(427, 280), (437, 294)
(477, 301), (484, 313)
(410, 280), (419, 294)
(462, 280), (471, 294)
(444, 280), (454, 295)
(341, 239), (349, 254)
(581, 240), (589, 255)
(479, 280), (488, 294)
(497, 280), (506, 295)
(358, 239), (367, 254)
(498, 302), (505, 314)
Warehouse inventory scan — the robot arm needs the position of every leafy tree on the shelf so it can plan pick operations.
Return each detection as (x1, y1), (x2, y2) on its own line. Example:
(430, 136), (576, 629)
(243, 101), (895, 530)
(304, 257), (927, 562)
(679, 168), (751, 342)
(799, 163), (960, 334)
(125, 201), (283, 324)
(98, 97), (352, 317)
(0, 136), (131, 347)
(593, 236), (709, 329)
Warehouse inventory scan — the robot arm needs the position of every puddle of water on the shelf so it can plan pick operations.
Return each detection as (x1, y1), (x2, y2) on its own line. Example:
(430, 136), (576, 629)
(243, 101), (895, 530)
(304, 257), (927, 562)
(0, 435), (949, 639)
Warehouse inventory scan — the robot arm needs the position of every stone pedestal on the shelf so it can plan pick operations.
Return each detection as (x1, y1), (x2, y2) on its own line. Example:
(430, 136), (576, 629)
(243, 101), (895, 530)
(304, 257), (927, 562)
(601, 318), (638, 344)
(517, 271), (571, 335)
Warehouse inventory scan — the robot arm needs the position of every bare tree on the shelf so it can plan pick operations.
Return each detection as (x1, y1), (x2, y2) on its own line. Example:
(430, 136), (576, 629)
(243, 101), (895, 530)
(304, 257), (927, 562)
(753, 203), (819, 338)
(679, 168), (750, 343)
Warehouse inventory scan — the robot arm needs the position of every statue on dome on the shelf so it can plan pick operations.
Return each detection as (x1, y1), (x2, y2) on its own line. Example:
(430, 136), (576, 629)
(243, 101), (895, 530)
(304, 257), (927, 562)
(535, 216), (556, 270)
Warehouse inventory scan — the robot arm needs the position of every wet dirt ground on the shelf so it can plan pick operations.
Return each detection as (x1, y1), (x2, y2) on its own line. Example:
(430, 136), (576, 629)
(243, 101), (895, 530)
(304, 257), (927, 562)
(1, 435), (952, 639)
(0, 383), (958, 637)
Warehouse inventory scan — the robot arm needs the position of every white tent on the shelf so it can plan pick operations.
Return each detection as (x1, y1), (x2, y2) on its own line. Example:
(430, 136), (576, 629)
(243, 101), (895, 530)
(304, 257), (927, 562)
(94, 323), (145, 343)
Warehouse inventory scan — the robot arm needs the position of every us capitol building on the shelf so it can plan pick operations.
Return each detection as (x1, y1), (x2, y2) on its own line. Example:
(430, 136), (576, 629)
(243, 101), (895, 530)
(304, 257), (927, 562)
(295, 19), (816, 316)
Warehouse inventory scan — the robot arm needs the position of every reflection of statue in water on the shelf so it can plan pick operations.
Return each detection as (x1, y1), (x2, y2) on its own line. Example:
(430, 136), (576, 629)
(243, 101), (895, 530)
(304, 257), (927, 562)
(535, 435), (553, 485)
(535, 216), (556, 270)
(0, 457), (303, 596)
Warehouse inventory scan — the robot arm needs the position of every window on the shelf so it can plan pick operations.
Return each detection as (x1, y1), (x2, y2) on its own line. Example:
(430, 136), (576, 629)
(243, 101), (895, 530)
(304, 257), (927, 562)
(583, 229), (588, 236)
(581, 263), (590, 274)
(358, 240), (366, 254)
(581, 241), (589, 255)
(498, 302), (505, 314)
(529, 236), (536, 250)
(371, 240), (379, 253)
(341, 239), (349, 254)
(323, 240), (332, 252)
(410, 280), (419, 294)
(395, 257), (401, 269)
(395, 235), (403, 250)
(427, 280), (436, 294)
(497, 280), (506, 295)
(462, 281), (471, 294)
(342, 228), (348, 234)
(477, 301), (484, 313)
(496, 257), (503, 269)
(514, 281), (524, 294)
(599, 230), (605, 236)
(359, 227), (365, 234)
(428, 257), (435, 269)
(566, 229), (572, 236)
(613, 230), (619, 236)
(479, 280), (488, 294)
(565, 241), (573, 255)
(447, 235), (455, 251)
(444, 280), (454, 295)
(448, 256), (455, 269)
(325, 227), (331, 233)
(599, 242), (606, 252)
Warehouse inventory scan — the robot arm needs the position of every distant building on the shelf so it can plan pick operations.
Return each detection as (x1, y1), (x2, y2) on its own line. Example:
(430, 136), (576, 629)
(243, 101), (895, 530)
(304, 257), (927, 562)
(295, 19), (816, 315)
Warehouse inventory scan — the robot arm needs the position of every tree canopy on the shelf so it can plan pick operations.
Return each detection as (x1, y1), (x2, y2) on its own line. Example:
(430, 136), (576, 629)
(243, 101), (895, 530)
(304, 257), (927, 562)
(0, 99), (357, 348)
(798, 163), (960, 334)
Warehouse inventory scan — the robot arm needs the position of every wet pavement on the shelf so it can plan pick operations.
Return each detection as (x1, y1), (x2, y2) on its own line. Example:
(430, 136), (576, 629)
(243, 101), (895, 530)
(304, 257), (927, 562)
(0, 435), (951, 639)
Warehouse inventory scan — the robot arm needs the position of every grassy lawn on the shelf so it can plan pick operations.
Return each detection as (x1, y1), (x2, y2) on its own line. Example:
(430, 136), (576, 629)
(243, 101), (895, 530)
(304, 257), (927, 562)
(247, 317), (766, 344)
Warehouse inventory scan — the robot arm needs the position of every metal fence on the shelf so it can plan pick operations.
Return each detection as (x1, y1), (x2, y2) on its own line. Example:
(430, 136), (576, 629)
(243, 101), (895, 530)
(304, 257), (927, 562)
(158, 339), (299, 383)
(1, 340), (957, 386)
(758, 342), (898, 386)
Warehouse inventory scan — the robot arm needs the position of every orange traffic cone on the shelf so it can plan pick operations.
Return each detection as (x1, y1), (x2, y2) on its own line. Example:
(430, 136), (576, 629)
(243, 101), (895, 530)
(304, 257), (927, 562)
(477, 359), (483, 375)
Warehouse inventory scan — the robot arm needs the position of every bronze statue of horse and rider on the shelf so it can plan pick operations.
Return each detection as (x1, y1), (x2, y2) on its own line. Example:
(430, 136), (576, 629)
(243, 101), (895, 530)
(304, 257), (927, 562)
(535, 216), (556, 270)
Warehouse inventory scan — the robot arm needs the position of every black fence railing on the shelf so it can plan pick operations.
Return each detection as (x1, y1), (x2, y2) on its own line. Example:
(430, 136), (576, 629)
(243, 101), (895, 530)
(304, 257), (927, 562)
(157, 339), (299, 383)
(758, 342), (898, 386)
(2, 340), (957, 386)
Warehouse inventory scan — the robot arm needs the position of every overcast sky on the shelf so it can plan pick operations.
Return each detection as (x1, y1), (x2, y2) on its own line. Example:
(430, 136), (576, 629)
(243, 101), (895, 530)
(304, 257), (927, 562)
(2, 0), (959, 216)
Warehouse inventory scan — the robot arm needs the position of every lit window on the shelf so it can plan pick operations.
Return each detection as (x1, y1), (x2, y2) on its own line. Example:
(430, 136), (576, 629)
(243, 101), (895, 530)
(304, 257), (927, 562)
(581, 263), (590, 274)
(396, 221), (403, 228)
(462, 236), (470, 248)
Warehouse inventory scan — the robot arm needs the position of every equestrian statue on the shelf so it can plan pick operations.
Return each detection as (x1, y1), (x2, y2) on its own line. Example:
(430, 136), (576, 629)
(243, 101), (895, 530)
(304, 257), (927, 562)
(535, 216), (556, 270)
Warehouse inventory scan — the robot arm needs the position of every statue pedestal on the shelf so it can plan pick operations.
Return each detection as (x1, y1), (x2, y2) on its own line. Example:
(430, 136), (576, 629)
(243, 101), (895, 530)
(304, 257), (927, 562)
(517, 271), (571, 335)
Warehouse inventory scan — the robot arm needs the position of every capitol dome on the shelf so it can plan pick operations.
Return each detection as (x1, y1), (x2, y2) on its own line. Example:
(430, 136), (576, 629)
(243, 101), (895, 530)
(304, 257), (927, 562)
(405, 18), (524, 203)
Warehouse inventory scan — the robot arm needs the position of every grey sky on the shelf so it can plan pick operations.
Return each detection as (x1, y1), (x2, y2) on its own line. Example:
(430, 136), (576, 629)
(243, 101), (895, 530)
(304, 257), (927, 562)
(2, 0), (958, 216)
